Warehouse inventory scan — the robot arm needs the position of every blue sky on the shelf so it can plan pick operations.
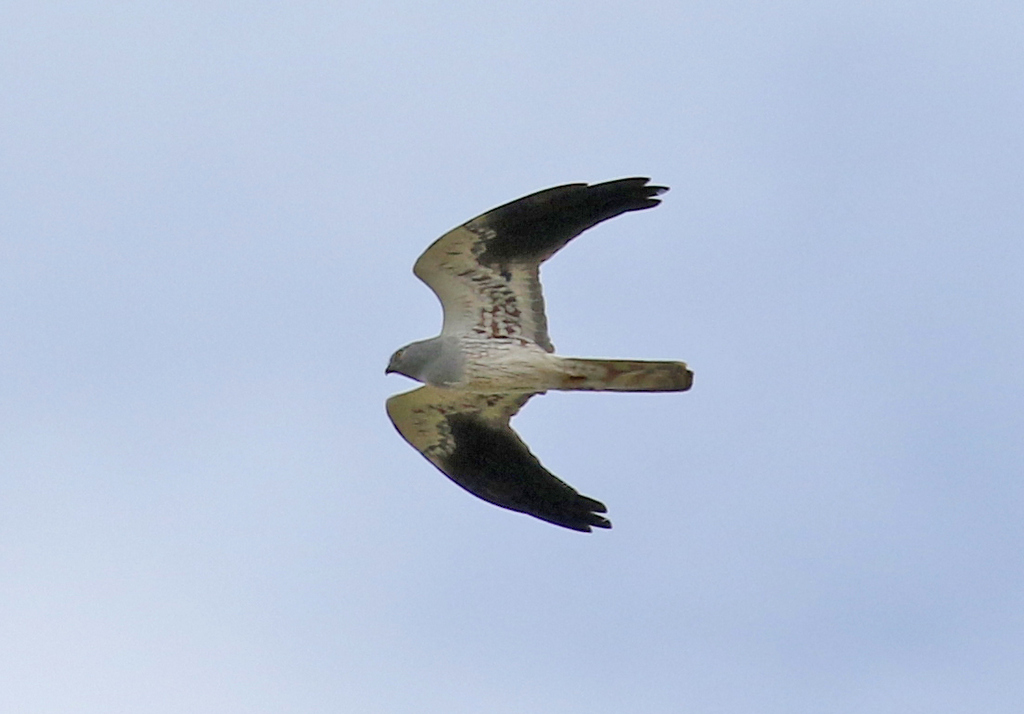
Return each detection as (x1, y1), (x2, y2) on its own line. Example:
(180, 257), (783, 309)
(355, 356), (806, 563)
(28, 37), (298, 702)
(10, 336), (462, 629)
(2, 2), (1022, 712)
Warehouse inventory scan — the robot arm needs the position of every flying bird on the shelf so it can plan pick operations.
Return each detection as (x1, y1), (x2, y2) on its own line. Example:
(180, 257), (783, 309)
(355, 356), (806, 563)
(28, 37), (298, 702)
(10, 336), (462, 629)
(385, 178), (692, 532)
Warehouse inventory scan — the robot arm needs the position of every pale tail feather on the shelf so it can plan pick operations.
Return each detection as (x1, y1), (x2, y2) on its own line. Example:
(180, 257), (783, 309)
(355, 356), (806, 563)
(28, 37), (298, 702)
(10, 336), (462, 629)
(554, 358), (693, 392)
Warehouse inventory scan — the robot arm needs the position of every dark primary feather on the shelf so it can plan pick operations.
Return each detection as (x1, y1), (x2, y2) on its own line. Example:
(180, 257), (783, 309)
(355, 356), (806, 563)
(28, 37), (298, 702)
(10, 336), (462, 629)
(473, 177), (668, 266)
(440, 413), (611, 532)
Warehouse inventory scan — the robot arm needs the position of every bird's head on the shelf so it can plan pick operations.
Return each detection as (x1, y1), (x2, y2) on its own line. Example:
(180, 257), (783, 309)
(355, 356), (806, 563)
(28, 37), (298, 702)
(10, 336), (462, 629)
(385, 346), (412, 378)
(385, 337), (458, 385)
(385, 340), (437, 381)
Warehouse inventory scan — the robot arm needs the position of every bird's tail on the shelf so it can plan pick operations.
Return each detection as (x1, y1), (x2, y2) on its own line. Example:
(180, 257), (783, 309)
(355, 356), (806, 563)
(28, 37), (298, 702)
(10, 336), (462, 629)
(554, 358), (693, 392)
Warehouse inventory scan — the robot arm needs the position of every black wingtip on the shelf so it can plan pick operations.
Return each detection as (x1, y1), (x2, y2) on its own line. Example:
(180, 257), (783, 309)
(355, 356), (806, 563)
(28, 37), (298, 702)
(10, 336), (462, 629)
(593, 175), (668, 191)
(589, 515), (613, 531)
(580, 495), (610, 528)
(474, 177), (670, 265)
(587, 177), (669, 213)
(563, 514), (612, 533)
(558, 496), (612, 532)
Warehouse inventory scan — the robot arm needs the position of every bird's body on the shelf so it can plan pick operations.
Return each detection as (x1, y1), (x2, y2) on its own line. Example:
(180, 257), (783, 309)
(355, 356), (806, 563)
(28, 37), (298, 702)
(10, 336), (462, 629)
(386, 178), (692, 531)
(390, 336), (564, 393)
(457, 340), (559, 393)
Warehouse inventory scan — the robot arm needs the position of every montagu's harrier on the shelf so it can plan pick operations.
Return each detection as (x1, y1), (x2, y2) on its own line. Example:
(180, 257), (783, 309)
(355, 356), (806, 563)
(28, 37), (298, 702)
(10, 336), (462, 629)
(386, 178), (692, 532)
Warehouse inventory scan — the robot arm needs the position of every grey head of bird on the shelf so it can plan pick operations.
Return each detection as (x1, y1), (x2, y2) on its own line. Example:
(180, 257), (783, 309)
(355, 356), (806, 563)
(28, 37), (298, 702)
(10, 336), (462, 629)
(385, 337), (463, 386)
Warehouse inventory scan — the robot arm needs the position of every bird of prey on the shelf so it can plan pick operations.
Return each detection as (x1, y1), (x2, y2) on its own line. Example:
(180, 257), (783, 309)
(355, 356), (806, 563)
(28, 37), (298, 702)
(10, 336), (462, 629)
(385, 178), (692, 532)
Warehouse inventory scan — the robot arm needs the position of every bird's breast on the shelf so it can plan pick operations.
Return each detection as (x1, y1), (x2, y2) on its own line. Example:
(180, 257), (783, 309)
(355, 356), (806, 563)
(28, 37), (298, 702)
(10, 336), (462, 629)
(451, 339), (559, 393)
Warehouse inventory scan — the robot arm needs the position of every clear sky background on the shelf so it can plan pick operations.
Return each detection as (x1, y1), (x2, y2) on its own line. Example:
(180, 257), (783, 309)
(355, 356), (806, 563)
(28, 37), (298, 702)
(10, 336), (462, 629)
(2, 2), (1022, 712)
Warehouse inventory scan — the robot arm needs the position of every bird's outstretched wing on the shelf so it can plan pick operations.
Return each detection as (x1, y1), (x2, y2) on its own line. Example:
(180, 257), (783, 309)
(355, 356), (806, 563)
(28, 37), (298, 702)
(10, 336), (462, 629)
(413, 177), (667, 352)
(386, 386), (611, 532)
